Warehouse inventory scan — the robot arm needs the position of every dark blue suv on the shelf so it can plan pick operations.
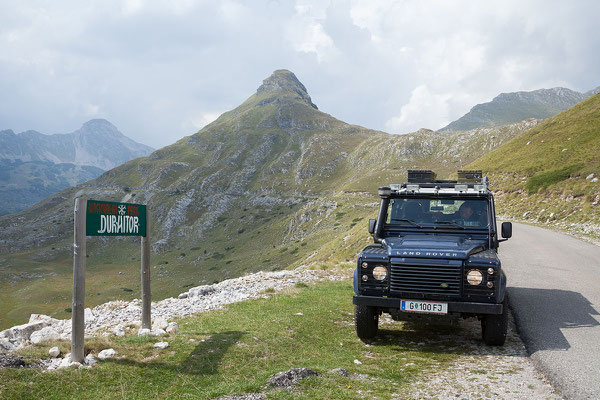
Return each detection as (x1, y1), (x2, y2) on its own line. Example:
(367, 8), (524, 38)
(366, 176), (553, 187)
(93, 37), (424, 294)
(353, 170), (512, 345)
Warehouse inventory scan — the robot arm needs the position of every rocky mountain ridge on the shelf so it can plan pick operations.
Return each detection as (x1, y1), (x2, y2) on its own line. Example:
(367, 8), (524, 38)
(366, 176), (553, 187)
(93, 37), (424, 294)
(0, 119), (154, 215)
(0, 119), (153, 170)
(441, 86), (599, 132)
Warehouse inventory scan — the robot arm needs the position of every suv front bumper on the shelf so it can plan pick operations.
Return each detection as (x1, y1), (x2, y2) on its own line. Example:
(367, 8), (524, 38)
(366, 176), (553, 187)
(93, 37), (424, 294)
(353, 295), (503, 315)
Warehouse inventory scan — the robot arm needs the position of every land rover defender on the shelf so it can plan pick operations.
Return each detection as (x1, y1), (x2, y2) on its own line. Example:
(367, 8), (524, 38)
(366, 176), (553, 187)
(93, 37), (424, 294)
(353, 170), (512, 345)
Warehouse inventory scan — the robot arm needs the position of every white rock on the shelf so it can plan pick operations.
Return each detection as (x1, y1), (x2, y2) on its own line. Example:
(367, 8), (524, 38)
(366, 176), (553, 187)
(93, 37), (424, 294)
(30, 327), (60, 344)
(0, 320), (53, 349)
(586, 173), (595, 180)
(137, 328), (151, 336)
(154, 342), (169, 349)
(98, 348), (116, 360)
(0, 338), (16, 351)
(177, 293), (189, 299)
(354, 359), (362, 365)
(49, 346), (60, 357)
(84, 354), (97, 366)
(165, 322), (178, 334)
(113, 324), (125, 337)
(152, 317), (168, 331)
(593, 178), (599, 183)
(152, 329), (166, 336)
(57, 353), (73, 369)
(84, 308), (96, 323)
(523, 211), (531, 218)
(28, 314), (57, 324)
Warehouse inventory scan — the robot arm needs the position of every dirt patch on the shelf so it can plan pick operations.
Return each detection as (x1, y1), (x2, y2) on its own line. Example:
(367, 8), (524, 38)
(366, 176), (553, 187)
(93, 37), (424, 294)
(0, 353), (40, 368)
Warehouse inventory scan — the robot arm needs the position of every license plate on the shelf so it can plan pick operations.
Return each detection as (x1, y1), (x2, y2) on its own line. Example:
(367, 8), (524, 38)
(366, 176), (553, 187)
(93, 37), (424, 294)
(401, 300), (448, 314)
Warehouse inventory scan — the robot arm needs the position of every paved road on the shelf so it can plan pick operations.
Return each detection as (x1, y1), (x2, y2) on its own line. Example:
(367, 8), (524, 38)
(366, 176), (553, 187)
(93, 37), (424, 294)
(500, 222), (600, 400)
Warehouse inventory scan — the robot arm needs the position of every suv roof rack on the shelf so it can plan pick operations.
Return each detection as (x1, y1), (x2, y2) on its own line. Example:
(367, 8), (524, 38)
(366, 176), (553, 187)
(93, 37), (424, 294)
(379, 170), (489, 196)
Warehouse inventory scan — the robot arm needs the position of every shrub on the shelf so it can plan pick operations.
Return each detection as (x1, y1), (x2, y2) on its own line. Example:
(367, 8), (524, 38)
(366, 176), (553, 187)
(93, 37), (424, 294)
(525, 163), (584, 194)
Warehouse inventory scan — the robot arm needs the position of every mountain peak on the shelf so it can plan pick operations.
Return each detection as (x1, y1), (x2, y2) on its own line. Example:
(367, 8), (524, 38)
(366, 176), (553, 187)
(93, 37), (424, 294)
(256, 69), (318, 109)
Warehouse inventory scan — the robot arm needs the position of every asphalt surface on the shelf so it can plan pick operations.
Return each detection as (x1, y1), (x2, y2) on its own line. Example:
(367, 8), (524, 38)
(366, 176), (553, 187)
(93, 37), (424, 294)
(500, 222), (600, 400)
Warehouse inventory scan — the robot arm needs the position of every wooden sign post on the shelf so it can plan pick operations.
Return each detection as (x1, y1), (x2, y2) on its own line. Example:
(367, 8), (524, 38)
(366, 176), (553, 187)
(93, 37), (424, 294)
(71, 198), (150, 363)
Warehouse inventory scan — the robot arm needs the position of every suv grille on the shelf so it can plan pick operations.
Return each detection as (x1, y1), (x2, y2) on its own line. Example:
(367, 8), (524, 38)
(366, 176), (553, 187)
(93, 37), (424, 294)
(390, 258), (462, 297)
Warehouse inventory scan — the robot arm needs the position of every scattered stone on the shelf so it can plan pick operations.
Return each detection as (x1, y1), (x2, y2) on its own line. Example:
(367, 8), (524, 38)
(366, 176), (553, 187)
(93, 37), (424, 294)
(178, 292), (189, 299)
(213, 394), (266, 400)
(84, 308), (96, 323)
(57, 353), (77, 369)
(268, 368), (318, 387)
(152, 317), (168, 331)
(113, 324), (125, 337)
(294, 312), (304, 316)
(353, 359), (362, 365)
(84, 354), (97, 366)
(118, 271), (124, 275)
(586, 173), (595, 180)
(138, 328), (151, 336)
(49, 346), (60, 358)
(0, 338), (16, 352)
(154, 342), (169, 349)
(98, 348), (116, 360)
(523, 211), (531, 218)
(330, 368), (349, 377)
(166, 322), (178, 334)
(593, 178), (599, 183)
(30, 327), (60, 344)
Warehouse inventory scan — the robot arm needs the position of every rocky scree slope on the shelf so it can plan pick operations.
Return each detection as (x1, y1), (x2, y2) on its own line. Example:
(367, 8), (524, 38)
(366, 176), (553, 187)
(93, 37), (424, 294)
(441, 86), (599, 132)
(469, 93), (600, 240)
(0, 70), (538, 328)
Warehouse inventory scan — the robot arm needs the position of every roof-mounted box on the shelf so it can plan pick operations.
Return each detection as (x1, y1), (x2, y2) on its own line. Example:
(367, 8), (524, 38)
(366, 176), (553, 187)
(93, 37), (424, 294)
(407, 169), (437, 183)
(457, 170), (483, 184)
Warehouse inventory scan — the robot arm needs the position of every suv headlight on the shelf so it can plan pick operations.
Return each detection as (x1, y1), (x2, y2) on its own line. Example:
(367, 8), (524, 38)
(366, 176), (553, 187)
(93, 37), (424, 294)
(372, 266), (388, 281)
(466, 270), (483, 285)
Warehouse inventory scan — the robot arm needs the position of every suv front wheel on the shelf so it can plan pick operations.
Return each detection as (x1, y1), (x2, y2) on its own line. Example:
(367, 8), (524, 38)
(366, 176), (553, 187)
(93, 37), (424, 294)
(355, 304), (378, 341)
(481, 296), (508, 346)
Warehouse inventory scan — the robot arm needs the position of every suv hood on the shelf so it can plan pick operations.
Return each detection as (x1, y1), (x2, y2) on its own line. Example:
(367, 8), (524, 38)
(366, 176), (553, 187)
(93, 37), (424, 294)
(382, 235), (486, 260)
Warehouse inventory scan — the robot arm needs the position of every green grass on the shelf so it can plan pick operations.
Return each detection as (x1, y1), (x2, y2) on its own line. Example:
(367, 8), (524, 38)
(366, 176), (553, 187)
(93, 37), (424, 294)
(524, 163), (584, 194)
(1, 281), (459, 399)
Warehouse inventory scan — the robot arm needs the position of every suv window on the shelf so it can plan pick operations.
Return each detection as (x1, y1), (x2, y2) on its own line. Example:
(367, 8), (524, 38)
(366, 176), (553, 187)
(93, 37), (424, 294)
(386, 198), (489, 227)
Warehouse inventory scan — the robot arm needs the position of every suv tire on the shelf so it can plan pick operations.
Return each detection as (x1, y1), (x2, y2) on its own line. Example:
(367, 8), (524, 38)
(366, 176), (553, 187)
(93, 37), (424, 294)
(355, 304), (378, 341)
(481, 295), (508, 346)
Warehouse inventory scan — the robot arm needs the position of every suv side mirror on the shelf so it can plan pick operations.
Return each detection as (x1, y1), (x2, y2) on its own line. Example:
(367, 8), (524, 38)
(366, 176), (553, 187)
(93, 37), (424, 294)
(501, 222), (512, 239)
(368, 219), (376, 234)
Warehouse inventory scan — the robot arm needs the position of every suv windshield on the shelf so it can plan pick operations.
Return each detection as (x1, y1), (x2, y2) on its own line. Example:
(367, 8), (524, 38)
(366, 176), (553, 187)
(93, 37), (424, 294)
(386, 197), (490, 228)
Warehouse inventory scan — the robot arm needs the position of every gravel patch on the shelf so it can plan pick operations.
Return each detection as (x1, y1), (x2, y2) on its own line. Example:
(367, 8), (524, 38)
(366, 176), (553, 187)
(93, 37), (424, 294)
(402, 310), (562, 399)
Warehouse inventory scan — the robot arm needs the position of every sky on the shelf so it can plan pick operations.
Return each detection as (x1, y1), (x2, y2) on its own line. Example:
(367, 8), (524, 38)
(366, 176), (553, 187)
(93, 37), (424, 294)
(1, 0), (599, 149)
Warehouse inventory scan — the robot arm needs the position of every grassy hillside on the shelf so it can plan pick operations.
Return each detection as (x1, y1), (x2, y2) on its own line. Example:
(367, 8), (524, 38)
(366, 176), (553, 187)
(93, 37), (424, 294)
(441, 87), (591, 131)
(0, 70), (537, 329)
(469, 94), (600, 239)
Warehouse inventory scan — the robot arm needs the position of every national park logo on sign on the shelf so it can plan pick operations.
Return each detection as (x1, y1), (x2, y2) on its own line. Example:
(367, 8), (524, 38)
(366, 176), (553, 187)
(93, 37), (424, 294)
(86, 200), (147, 237)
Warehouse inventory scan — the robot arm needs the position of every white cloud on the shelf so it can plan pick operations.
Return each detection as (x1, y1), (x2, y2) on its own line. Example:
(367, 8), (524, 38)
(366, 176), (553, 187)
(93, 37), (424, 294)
(183, 112), (221, 133)
(285, 1), (338, 62)
(385, 85), (452, 133)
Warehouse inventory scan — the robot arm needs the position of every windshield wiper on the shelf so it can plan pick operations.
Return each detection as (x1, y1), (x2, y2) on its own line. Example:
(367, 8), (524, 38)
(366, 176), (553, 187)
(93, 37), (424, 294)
(390, 218), (423, 228)
(433, 220), (465, 229)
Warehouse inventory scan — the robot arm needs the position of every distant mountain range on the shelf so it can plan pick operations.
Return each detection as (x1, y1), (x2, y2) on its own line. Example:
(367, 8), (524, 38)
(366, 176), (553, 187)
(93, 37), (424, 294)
(441, 86), (600, 132)
(0, 119), (153, 215)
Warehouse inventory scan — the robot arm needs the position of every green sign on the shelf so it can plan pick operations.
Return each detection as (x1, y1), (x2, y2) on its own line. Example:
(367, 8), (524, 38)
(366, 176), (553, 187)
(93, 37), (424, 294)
(86, 200), (147, 237)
